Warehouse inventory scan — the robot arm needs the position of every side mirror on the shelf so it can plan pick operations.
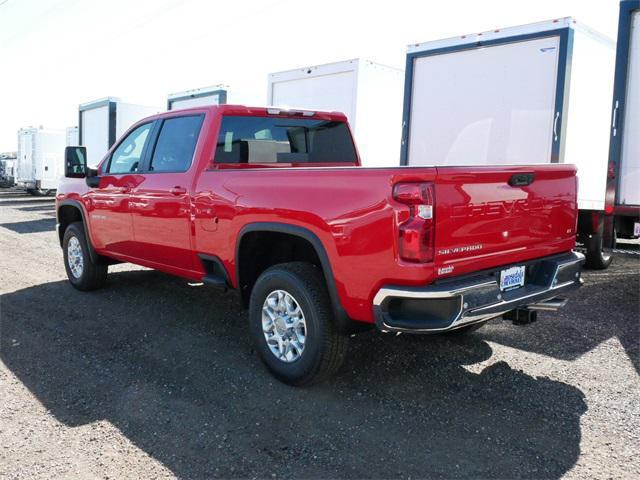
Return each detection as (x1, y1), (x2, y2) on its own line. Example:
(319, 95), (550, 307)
(86, 167), (100, 188)
(65, 146), (87, 178)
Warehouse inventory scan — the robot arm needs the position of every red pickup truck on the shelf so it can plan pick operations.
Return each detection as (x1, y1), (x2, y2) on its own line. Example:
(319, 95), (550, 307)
(57, 105), (584, 385)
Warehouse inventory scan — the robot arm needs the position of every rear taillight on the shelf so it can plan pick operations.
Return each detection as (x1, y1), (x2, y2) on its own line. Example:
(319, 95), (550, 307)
(393, 182), (435, 263)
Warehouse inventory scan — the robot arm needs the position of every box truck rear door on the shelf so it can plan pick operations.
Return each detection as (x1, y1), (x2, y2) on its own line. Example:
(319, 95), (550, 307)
(619, 10), (640, 206)
(406, 35), (563, 166)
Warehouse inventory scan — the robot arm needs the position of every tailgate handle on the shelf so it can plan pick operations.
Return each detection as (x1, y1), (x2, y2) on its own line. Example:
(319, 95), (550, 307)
(509, 173), (535, 187)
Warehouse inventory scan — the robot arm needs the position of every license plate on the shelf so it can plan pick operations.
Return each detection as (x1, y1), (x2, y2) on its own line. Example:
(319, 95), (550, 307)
(634, 222), (640, 237)
(500, 265), (526, 291)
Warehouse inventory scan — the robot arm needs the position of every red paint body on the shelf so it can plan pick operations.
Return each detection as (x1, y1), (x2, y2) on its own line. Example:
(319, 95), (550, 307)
(57, 105), (578, 324)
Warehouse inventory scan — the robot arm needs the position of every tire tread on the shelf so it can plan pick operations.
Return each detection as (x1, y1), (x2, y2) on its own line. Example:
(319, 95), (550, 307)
(250, 262), (348, 386)
(63, 222), (108, 291)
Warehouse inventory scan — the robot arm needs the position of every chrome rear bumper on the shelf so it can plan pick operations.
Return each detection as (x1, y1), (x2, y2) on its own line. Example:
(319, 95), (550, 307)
(373, 251), (584, 333)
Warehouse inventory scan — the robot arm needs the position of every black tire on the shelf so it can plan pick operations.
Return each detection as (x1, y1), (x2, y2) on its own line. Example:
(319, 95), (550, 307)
(585, 230), (614, 270)
(62, 222), (108, 291)
(249, 262), (349, 386)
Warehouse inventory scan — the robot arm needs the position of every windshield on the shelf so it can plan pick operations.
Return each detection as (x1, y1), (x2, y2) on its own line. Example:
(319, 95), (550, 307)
(214, 115), (357, 165)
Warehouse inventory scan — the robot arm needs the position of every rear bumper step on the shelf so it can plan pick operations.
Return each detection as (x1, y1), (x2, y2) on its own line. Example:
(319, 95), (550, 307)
(373, 251), (584, 334)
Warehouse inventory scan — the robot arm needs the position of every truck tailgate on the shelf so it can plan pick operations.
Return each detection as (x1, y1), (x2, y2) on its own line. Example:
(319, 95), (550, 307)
(433, 165), (577, 277)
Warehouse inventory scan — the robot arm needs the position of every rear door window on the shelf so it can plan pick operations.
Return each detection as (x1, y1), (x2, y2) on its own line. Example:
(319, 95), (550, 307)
(149, 115), (204, 172)
(214, 115), (357, 164)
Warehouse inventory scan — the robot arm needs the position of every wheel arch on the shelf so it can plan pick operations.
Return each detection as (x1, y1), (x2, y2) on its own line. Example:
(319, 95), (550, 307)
(57, 200), (99, 264)
(235, 222), (353, 333)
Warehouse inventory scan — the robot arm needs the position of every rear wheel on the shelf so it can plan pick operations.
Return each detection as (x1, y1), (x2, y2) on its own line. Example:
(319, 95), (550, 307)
(63, 222), (108, 291)
(249, 262), (349, 386)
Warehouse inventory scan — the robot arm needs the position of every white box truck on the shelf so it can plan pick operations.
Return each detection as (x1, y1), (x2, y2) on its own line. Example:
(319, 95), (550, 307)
(0, 153), (17, 188)
(401, 17), (619, 268)
(267, 59), (404, 167)
(66, 126), (79, 146)
(167, 85), (228, 110)
(16, 127), (65, 195)
(605, 1), (640, 251)
(79, 97), (160, 167)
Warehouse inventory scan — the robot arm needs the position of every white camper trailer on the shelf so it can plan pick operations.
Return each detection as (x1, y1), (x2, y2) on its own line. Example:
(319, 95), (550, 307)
(401, 17), (618, 268)
(79, 97), (160, 167)
(267, 59), (404, 167)
(16, 127), (65, 195)
(167, 85), (228, 110)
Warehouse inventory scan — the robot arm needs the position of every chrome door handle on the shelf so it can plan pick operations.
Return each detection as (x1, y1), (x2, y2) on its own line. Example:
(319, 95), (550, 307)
(170, 186), (187, 195)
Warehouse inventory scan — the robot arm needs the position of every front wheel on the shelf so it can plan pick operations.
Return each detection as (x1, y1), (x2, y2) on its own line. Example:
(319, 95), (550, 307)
(63, 222), (108, 291)
(249, 262), (349, 386)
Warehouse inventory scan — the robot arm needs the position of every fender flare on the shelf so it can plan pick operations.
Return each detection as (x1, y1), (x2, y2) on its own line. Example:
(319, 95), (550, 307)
(235, 222), (352, 332)
(57, 199), (100, 264)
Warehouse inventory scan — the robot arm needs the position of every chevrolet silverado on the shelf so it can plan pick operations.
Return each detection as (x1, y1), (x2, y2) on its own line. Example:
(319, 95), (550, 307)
(57, 105), (584, 385)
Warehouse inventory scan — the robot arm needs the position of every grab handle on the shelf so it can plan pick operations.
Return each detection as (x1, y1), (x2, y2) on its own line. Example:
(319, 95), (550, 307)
(553, 111), (560, 141)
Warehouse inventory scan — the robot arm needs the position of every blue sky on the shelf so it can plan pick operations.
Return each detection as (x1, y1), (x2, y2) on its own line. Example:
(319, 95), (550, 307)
(0, 0), (619, 151)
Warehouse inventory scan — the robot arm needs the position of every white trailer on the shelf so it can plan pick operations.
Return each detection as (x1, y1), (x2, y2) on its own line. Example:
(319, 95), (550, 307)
(167, 85), (228, 110)
(16, 127), (66, 194)
(606, 1), (640, 245)
(402, 17), (618, 268)
(267, 59), (404, 167)
(79, 97), (160, 167)
(66, 126), (79, 146)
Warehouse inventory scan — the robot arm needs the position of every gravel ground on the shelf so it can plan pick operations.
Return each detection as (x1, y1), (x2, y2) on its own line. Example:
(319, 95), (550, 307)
(0, 189), (638, 479)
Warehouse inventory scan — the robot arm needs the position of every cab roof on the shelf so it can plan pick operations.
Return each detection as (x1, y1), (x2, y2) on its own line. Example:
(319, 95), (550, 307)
(147, 104), (350, 123)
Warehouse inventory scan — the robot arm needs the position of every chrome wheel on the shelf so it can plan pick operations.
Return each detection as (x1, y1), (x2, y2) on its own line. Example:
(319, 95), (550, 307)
(262, 289), (307, 363)
(67, 236), (84, 279)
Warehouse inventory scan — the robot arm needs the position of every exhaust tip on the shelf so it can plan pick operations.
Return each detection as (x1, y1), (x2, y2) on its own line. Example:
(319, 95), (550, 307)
(527, 297), (568, 312)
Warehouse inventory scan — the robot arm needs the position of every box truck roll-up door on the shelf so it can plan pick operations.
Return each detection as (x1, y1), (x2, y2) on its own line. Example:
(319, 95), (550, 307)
(407, 36), (561, 166)
(619, 10), (640, 206)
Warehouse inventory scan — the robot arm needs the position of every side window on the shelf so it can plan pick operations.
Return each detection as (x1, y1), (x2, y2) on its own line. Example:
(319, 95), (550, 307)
(107, 123), (152, 174)
(149, 115), (204, 172)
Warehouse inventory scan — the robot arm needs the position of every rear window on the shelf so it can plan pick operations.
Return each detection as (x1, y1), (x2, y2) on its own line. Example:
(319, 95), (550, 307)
(214, 115), (357, 164)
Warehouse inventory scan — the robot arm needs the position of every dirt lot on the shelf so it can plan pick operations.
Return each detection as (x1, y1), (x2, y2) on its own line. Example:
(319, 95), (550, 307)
(0, 189), (638, 479)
